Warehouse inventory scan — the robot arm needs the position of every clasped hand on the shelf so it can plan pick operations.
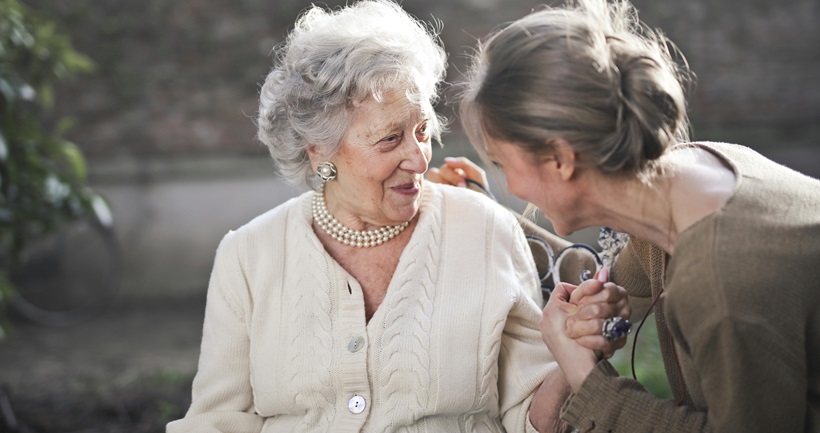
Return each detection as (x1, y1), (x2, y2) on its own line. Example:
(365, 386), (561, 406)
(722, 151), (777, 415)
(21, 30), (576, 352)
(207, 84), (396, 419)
(427, 157), (633, 390)
(540, 268), (631, 391)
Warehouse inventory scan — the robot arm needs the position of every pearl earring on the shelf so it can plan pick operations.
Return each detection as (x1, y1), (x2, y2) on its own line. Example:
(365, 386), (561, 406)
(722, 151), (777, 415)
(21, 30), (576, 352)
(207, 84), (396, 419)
(316, 161), (337, 182)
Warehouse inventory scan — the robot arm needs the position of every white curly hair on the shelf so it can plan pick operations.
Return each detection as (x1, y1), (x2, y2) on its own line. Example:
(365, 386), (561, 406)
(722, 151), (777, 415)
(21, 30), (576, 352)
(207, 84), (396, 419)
(257, 0), (448, 186)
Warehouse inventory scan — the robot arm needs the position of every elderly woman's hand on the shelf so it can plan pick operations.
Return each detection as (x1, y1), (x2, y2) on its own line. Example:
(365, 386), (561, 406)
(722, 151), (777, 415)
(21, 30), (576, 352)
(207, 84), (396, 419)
(540, 283), (599, 391)
(427, 157), (488, 189)
(564, 268), (631, 358)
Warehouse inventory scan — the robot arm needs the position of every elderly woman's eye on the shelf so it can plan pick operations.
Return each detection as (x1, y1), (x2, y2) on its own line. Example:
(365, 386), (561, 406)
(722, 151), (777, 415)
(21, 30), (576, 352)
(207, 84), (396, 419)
(416, 123), (430, 141)
(377, 133), (402, 151)
(491, 160), (503, 169)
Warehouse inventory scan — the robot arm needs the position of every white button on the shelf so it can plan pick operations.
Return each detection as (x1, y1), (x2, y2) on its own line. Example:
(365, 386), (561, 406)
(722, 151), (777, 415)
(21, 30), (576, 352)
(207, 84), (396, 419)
(347, 336), (365, 353)
(348, 395), (366, 414)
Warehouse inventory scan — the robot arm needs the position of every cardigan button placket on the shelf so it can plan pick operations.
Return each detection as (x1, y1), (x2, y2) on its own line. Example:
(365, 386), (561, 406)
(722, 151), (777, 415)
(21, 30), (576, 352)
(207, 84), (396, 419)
(348, 395), (366, 414)
(331, 276), (372, 431)
(347, 336), (365, 353)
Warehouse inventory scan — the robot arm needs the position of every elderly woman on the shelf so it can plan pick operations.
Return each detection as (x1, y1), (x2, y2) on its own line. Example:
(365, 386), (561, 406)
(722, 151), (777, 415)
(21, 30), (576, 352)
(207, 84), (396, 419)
(167, 1), (628, 432)
(451, 0), (820, 431)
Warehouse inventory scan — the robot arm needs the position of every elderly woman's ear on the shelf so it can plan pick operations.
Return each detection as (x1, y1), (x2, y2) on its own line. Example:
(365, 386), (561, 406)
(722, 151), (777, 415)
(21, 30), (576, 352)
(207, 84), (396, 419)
(306, 145), (325, 172)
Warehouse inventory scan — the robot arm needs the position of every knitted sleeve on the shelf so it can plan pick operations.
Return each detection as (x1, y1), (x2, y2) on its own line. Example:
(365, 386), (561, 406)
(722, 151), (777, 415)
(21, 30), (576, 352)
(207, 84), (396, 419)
(166, 231), (264, 433)
(498, 226), (559, 433)
(468, 179), (597, 288)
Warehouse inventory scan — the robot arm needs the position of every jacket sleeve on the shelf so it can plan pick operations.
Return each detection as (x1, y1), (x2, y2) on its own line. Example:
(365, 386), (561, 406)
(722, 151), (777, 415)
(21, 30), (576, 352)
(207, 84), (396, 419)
(561, 237), (713, 433)
(166, 231), (264, 433)
(563, 279), (808, 433)
(664, 266), (808, 433)
(561, 360), (709, 432)
(562, 232), (809, 433)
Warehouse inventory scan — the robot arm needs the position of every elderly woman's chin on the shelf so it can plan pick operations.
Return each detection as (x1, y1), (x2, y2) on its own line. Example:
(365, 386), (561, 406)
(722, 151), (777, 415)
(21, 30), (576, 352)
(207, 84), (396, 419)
(387, 178), (425, 221)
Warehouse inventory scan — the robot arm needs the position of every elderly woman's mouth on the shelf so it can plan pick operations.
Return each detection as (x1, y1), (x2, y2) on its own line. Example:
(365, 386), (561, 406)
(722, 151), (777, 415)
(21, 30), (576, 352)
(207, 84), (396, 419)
(391, 182), (421, 196)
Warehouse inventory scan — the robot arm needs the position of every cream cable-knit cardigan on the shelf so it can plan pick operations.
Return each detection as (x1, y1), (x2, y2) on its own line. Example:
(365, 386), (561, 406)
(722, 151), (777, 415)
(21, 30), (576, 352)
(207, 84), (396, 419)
(167, 182), (554, 433)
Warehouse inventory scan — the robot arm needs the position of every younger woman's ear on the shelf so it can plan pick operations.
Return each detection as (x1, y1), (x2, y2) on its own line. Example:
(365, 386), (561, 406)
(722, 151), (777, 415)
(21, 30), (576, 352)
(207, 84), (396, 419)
(550, 138), (576, 181)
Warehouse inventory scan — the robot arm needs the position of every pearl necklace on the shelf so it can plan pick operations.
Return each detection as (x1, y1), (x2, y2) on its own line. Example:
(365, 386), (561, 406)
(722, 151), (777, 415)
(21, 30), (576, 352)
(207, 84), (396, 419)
(312, 184), (409, 248)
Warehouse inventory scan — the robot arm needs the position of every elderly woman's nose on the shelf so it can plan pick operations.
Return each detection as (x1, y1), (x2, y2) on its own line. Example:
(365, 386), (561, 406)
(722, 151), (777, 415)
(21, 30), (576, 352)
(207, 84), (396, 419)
(400, 138), (430, 173)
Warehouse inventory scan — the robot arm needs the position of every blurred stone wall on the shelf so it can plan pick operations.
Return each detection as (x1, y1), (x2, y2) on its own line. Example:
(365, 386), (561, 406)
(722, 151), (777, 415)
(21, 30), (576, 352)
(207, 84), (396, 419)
(22, 0), (819, 298)
(31, 0), (820, 158)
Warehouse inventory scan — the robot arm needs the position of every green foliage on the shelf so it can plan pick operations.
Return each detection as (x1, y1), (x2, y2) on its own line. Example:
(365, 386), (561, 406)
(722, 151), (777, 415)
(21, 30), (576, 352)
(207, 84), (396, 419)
(0, 0), (101, 336)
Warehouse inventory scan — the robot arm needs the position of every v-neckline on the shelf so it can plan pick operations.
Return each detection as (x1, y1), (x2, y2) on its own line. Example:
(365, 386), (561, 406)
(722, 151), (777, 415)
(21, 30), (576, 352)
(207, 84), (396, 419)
(303, 183), (437, 331)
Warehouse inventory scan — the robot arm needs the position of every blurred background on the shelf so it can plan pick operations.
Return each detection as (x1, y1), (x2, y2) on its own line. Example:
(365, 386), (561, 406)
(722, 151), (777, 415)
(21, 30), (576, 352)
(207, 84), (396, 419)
(0, 0), (818, 431)
(15, 0), (820, 302)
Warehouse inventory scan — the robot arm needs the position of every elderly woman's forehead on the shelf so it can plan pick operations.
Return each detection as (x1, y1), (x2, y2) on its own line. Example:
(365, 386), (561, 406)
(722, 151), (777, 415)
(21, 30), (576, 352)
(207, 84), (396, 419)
(349, 98), (427, 134)
(354, 90), (432, 115)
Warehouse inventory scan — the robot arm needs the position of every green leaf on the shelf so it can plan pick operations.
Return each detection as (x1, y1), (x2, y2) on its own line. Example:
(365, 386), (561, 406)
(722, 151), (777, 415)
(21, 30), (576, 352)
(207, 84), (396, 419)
(38, 83), (53, 107)
(55, 117), (76, 135)
(10, 26), (34, 47)
(0, 0), (98, 330)
(64, 51), (94, 73)
(91, 194), (114, 228)
(61, 140), (87, 181)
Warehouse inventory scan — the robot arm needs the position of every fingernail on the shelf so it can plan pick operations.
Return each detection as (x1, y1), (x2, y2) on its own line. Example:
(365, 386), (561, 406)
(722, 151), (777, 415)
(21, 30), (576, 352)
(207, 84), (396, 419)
(597, 267), (609, 283)
(458, 180), (466, 187)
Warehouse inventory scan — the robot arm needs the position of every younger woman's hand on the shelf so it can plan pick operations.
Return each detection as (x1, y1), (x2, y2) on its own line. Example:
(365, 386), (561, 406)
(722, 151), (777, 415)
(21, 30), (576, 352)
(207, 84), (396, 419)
(564, 268), (631, 358)
(426, 157), (488, 190)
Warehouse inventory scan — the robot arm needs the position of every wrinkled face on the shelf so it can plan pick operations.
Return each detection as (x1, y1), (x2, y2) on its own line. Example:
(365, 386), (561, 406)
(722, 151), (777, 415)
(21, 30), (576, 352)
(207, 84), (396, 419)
(318, 88), (433, 228)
